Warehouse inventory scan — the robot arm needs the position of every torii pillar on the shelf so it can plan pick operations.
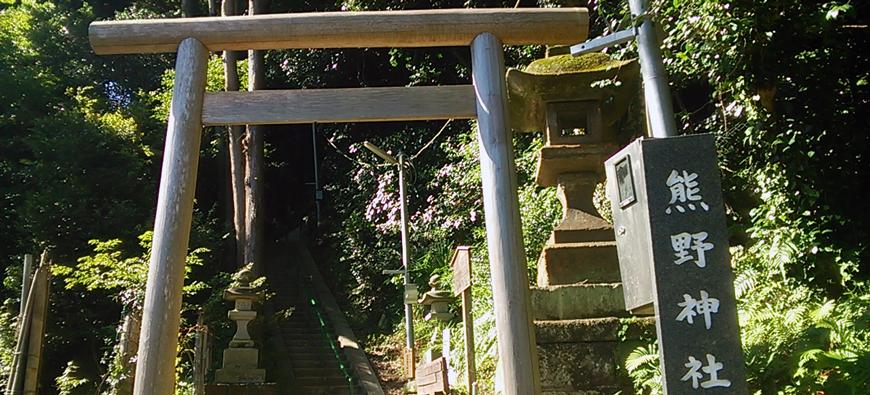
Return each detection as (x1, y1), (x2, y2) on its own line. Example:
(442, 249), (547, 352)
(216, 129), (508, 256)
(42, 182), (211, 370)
(134, 38), (208, 395)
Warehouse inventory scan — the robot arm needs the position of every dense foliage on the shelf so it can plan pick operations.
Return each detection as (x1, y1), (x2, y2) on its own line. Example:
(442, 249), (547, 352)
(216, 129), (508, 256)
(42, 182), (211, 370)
(0, 0), (867, 393)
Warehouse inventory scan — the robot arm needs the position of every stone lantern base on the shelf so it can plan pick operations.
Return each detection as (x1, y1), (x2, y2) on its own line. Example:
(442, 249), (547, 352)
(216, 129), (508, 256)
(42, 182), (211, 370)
(214, 348), (266, 383)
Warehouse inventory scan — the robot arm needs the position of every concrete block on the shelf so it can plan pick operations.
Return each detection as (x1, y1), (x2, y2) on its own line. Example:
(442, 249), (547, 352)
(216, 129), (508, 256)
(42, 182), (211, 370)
(536, 242), (621, 286)
(531, 283), (627, 320)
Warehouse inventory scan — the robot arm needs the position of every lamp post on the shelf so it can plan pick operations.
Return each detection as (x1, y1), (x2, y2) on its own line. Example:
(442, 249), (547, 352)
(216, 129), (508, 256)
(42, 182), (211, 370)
(363, 141), (416, 380)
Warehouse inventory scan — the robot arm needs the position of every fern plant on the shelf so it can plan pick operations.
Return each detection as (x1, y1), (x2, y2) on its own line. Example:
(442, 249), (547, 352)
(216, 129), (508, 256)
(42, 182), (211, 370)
(625, 342), (662, 394)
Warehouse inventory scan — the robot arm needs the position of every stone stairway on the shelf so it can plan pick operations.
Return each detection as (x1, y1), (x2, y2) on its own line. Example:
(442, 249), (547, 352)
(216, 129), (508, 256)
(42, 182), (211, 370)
(268, 260), (363, 395)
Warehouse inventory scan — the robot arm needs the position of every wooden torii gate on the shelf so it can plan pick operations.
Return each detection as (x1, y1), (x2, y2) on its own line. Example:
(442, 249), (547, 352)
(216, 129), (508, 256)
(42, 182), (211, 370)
(88, 8), (589, 394)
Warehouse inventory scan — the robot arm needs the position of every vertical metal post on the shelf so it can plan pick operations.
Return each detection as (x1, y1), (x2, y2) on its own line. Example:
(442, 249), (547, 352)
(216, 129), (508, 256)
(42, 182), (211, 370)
(134, 37), (208, 395)
(471, 32), (541, 394)
(628, 0), (678, 138)
(397, 153), (416, 378)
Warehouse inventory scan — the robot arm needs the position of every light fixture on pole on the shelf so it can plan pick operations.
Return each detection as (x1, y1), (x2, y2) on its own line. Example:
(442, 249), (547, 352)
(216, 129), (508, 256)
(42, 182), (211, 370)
(363, 141), (416, 381)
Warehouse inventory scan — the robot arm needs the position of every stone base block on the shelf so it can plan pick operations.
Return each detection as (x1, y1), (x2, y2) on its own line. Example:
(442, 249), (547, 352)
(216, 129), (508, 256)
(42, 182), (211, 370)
(214, 368), (267, 384)
(537, 242), (621, 286)
(221, 347), (260, 369)
(534, 317), (655, 344)
(538, 342), (623, 391)
(531, 283), (626, 320)
(205, 383), (277, 395)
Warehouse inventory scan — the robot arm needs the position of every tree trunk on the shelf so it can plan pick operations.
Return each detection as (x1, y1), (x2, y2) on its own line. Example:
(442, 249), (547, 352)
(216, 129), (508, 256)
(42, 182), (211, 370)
(223, 0), (246, 269)
(245, 0), (266, 275)
(181, 0), (199, 17)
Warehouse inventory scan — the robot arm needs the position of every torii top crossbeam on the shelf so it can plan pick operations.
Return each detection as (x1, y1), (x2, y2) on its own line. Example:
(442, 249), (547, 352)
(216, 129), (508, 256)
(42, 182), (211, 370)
(89, 8), (588, 54)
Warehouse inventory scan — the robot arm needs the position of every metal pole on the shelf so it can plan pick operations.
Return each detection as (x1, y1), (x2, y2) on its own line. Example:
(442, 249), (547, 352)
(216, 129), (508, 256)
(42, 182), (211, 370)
(134, 37), (208, 395)
(628, 0), (678, 138)
(471, 32), (541, 394)
(311, 122), (321, 227)
(397, 153), (416, 377)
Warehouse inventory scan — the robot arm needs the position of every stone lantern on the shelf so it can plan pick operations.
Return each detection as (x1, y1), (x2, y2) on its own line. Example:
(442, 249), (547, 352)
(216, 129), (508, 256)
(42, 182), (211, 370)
(506, 52), (639, 284)
(215, 268), (266, 384)
(418, 274), (456, 322)
(507, 53), (650, 393)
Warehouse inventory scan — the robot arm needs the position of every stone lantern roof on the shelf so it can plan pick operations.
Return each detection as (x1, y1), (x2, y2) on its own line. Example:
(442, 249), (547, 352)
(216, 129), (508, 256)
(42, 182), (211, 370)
(507, 53), (639, 137)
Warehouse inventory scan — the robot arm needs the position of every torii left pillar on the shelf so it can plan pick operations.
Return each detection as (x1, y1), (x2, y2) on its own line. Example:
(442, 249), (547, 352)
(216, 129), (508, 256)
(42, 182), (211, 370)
(134, 37), (208, 395)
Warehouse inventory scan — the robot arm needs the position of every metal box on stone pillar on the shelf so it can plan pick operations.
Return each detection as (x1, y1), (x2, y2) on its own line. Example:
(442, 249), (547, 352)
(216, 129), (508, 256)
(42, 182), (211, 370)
(605, 134), (747, 394)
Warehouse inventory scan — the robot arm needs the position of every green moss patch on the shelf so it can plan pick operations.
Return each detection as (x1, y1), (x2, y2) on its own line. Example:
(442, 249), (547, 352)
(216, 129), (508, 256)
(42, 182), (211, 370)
(524, 53), (625, 75)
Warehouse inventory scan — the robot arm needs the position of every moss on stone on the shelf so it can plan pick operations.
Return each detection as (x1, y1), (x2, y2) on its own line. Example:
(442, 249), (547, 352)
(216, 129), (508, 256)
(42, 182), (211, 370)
(523, 53), (623, 75)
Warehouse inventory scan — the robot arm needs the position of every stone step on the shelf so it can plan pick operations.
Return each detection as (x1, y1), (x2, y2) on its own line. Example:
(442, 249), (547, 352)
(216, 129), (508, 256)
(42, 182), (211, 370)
(286, 343), (338, 351)
(534, 317), (655, 344)
(531, 283), (627, 320)
(295, 376), (355, 387)
(285, 344), (335, 353)
(290, 350), (343, 359)
(298, 385), (362, 395)
(291, 358), (348, 369)
(536, 241), (621, 286)
(282, 333), (329, 341)
(541, 387), (622, 395)
(537, 342), (635, 392)
(294, 366), (346, 377)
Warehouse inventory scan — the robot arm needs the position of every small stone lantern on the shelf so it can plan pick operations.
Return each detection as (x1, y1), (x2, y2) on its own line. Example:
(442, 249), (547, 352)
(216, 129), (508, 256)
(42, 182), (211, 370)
(418, 274), (456, 322)
(215, 268), (266, 383)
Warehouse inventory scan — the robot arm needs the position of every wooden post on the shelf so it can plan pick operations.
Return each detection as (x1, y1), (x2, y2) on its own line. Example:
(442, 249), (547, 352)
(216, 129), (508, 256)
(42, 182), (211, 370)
(223, 0), (246, 268)
(22, 252), (50, 395)
(19, 254), (32, 324)
(193, 312), (205, 395)
(133, 37), (208, 395)
(244, 0), (265, 275)
(6, 259), (42, 395)
(470, 32), (541, 395)
(116, 310), (141, 395)
(450, 247), (476, 394)
(460, 288), (475, 393)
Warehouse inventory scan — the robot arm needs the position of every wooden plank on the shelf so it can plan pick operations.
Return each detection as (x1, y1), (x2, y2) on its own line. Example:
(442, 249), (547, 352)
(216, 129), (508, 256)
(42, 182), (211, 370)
(133, 38), (209, 395)
(202, 85), (477, 126)
(471, 32), (541, 394)
(416, 357), (449, 394)
(450, 246), (472, 295)
(89, 8), (589, 54)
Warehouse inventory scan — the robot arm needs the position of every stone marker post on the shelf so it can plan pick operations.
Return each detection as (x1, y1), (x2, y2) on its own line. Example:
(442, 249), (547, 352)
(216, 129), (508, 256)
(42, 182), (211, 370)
(606, 134), (748, 394)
